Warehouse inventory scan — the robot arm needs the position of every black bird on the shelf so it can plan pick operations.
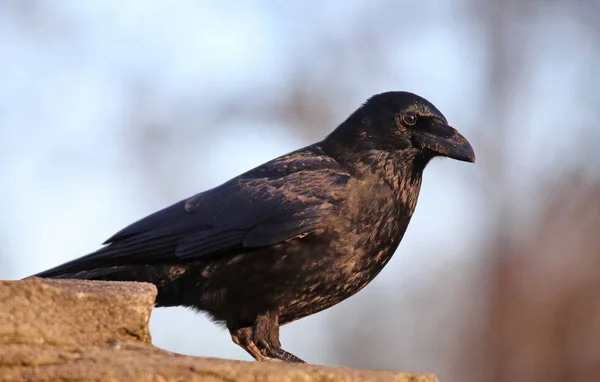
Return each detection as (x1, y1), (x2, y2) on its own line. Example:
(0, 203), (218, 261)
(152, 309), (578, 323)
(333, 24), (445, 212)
(33, 91), (475, 363)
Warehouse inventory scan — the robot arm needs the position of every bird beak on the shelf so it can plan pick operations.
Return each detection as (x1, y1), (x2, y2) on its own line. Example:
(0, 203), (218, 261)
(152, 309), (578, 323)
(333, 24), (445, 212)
(412, 123), (475, 163)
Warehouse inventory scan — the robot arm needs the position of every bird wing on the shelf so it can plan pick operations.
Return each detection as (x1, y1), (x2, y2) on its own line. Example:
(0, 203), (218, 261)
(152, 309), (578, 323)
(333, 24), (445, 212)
(174, 168), (347, 259)
(34, 157), (349, 276)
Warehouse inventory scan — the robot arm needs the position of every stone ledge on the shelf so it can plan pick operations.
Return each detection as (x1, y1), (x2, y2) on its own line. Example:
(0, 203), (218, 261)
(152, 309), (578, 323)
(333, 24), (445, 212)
(0, 278), (155, 347)
(0, 278), (438, 382)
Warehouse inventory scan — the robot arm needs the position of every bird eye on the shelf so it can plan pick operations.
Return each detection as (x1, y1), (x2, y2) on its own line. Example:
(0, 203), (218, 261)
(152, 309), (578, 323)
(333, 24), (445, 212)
(402, 113), (417, 126)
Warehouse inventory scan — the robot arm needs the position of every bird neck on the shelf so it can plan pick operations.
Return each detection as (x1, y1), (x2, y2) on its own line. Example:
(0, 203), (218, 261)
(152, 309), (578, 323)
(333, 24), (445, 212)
(321, 137), (429, 189)
(362, 149), (426, 183)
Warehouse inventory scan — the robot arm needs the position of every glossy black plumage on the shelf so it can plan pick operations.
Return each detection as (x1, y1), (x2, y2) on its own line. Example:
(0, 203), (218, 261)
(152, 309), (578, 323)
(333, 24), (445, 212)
(33, 91), (475, 363)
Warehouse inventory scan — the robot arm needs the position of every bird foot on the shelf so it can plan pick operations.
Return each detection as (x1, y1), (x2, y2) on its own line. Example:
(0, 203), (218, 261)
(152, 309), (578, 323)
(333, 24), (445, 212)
(229, 312), (306, 363)
(269, 349), (305, 363)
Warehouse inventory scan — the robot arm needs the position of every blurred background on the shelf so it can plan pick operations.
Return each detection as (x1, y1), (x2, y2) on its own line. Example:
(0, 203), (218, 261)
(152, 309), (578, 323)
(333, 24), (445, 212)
(1, 1), (600, 381)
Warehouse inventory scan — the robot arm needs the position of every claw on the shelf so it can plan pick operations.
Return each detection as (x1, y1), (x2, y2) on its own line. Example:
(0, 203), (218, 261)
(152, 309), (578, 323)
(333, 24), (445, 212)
(229, 312), (306, 363)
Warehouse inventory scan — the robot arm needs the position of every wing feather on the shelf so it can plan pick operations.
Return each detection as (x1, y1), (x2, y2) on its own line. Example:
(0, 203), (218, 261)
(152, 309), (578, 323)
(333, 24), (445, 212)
(34, 153), (349, 277)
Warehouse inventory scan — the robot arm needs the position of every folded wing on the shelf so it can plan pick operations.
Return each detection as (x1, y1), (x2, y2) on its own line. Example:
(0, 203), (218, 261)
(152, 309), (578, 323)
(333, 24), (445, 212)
(34, 161), (349, 277)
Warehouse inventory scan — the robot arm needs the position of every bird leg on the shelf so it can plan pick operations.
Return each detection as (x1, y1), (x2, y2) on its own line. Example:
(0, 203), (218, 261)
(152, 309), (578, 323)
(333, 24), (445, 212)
(229, 313), (305, 363)
(230, 326), (270, 362)
(252, 312), (306, 363)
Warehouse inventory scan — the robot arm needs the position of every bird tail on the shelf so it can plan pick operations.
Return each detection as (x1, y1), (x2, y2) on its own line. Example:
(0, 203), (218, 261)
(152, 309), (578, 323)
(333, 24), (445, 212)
(30, 261), (203, 308)
(31, 245), (121, 279)
(31, 265), (132, 281)
(30, 244), (167, 284)
(31, 236), (178, 280)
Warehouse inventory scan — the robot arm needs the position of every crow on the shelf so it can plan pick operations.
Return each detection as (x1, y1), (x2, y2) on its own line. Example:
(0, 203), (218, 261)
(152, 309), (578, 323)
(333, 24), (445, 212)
(33, 91), (475, 363)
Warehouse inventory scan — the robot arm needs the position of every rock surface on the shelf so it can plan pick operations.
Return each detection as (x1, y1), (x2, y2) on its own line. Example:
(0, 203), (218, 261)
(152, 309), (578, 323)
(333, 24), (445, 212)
(0, 278), (438, 382)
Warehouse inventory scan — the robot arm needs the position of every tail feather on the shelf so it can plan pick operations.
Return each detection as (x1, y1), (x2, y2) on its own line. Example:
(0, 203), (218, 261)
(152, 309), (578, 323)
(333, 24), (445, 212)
(32, 236), (180, 279)
(32, 246), (117, 279)
(32, 266), (129, 280)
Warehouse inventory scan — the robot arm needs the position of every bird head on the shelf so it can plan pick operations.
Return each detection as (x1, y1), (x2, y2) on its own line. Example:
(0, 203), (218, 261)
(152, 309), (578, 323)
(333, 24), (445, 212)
(325, 91), (475, 170)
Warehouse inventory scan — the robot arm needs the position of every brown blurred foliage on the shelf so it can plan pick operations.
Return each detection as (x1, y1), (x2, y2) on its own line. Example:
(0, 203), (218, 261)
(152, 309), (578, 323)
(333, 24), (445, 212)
(482, 175), (600, 382)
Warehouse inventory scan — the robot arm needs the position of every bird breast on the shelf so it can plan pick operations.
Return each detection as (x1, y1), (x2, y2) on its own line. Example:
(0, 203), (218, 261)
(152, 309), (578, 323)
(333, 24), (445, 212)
(331, 174), (423, 295)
